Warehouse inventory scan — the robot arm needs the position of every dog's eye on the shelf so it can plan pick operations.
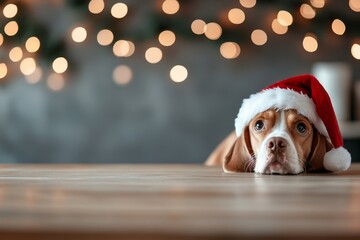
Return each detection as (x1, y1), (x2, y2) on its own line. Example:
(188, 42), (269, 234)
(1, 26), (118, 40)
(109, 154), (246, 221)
(254, 120), (265, 131)
(296, 122), (307, 134)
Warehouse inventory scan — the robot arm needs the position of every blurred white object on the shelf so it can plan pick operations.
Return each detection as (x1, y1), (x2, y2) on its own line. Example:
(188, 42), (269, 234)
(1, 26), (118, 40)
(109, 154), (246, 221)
(312, 62), (352, 121)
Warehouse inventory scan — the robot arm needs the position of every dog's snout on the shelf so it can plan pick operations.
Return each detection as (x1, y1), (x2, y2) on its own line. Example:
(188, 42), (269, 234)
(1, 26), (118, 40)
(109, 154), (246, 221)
(267, 137), (287, 153)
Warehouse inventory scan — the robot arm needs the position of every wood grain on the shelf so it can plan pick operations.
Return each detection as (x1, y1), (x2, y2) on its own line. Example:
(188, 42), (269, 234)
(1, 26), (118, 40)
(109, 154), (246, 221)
(0, 164), (359, 240)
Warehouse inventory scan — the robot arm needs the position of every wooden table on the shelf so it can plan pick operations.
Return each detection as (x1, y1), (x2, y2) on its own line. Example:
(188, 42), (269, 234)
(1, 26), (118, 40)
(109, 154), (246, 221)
(0, 164), (359, 240)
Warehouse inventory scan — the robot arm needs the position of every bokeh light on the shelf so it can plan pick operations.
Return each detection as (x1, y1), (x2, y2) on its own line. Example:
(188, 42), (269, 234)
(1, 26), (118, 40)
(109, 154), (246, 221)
(228, 8), (245, 25)
(332, 19), (346, 35)
(251, 29), (267, 46)
(204, 22), (222, 40)
(113, 40), (135, 57)
(303, 34), (318, 52)
(162, 0), (180, 15)
(125, 41), (135, 57)
(52, 57), (68, 74)
(25, 36), (41, 53)
(158, 30), (176, 46)
(300, 4), (316, 19)
(88, 0), (104, 14)
(97, 29), (114, 46)
(0, 63), (8, 79)
(4, 21), (19, 36)
(272, 19), (288, 35)
(310, 0), (325, 8)
(9, 46), (23, 62)
(113, 40), (129, 57)
(26, 67), (43, 84)
(239, 0), (256, 8)
(71, 27), (87, 43)
(0, 33), (3, 46)
(220, 42), (241, 59)
(111, 2), (128, 18)
(113, 65), (132, 85)
(3, 4), (18, 18)
(351, 43), (360, 59)
(47, 73), (65, 91)
(349, 0), (360, 12)
(20, 57), (37, 76)
(170, 65), (188, 83)
(145, 47), (163, 64)
(191, 19), (206, 35)
(277, 10), (293, 26)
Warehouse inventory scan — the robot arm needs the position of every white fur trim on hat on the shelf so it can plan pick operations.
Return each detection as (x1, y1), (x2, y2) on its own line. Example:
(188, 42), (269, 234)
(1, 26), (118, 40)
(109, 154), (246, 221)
(235, 88), (328, 138)
(323, 147), (351, 172)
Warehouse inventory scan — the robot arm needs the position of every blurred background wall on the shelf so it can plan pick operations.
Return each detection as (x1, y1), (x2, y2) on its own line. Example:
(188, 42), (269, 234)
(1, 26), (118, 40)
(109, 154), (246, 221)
(0, 0), (359, 163)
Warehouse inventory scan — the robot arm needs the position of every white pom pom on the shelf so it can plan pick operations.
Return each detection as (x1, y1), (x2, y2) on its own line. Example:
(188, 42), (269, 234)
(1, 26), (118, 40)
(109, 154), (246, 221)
(323, 147), (351, 172)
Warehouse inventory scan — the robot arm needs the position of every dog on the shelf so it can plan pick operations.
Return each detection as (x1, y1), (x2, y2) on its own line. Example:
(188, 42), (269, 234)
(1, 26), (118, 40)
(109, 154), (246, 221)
(205, 75), (351, 174)
(205, 108), (333, 175)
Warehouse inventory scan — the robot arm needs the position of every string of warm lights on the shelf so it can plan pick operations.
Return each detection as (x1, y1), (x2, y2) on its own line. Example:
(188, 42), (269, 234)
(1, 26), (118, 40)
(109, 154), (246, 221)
(1, 3), (43, 86)
(0, 0), (359, 91)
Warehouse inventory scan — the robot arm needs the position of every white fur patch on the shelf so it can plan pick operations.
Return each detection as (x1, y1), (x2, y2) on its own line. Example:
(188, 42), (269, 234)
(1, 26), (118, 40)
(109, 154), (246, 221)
(254, 111), (303, 174)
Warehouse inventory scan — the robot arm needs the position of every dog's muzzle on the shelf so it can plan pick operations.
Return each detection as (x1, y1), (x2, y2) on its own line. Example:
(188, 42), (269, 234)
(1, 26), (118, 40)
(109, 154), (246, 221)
(264, 137), (290, 174)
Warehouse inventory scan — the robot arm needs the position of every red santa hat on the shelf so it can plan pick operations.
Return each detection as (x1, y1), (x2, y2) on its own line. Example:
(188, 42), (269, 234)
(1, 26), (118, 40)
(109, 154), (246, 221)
(235, 74), (351, 172)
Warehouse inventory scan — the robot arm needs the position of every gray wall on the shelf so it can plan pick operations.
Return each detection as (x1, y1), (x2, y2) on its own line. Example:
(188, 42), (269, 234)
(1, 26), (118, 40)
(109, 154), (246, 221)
(0, 1), (359, 163)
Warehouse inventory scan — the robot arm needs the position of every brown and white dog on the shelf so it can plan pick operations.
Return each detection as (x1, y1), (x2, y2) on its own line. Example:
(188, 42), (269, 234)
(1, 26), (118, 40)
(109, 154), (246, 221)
(205, 109), (332, 174)
(205, 75), (351, 174)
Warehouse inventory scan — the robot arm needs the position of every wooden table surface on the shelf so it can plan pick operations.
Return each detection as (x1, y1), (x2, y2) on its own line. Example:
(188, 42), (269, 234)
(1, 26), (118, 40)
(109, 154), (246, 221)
(0, 164), (359, 240)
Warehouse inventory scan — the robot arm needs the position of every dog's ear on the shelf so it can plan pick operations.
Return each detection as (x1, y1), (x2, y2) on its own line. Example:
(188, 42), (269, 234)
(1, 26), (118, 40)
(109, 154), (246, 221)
(223, 126), (254, 172)
(306, 128), (333, 173)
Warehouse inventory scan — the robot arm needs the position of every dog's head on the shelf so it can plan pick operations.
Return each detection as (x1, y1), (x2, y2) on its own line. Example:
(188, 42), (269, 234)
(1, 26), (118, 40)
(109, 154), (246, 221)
(224, 109), (333, 174)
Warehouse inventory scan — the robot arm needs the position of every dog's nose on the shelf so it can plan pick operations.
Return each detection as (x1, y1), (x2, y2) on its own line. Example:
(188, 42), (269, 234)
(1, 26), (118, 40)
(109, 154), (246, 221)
(267, 137), (287, 153)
